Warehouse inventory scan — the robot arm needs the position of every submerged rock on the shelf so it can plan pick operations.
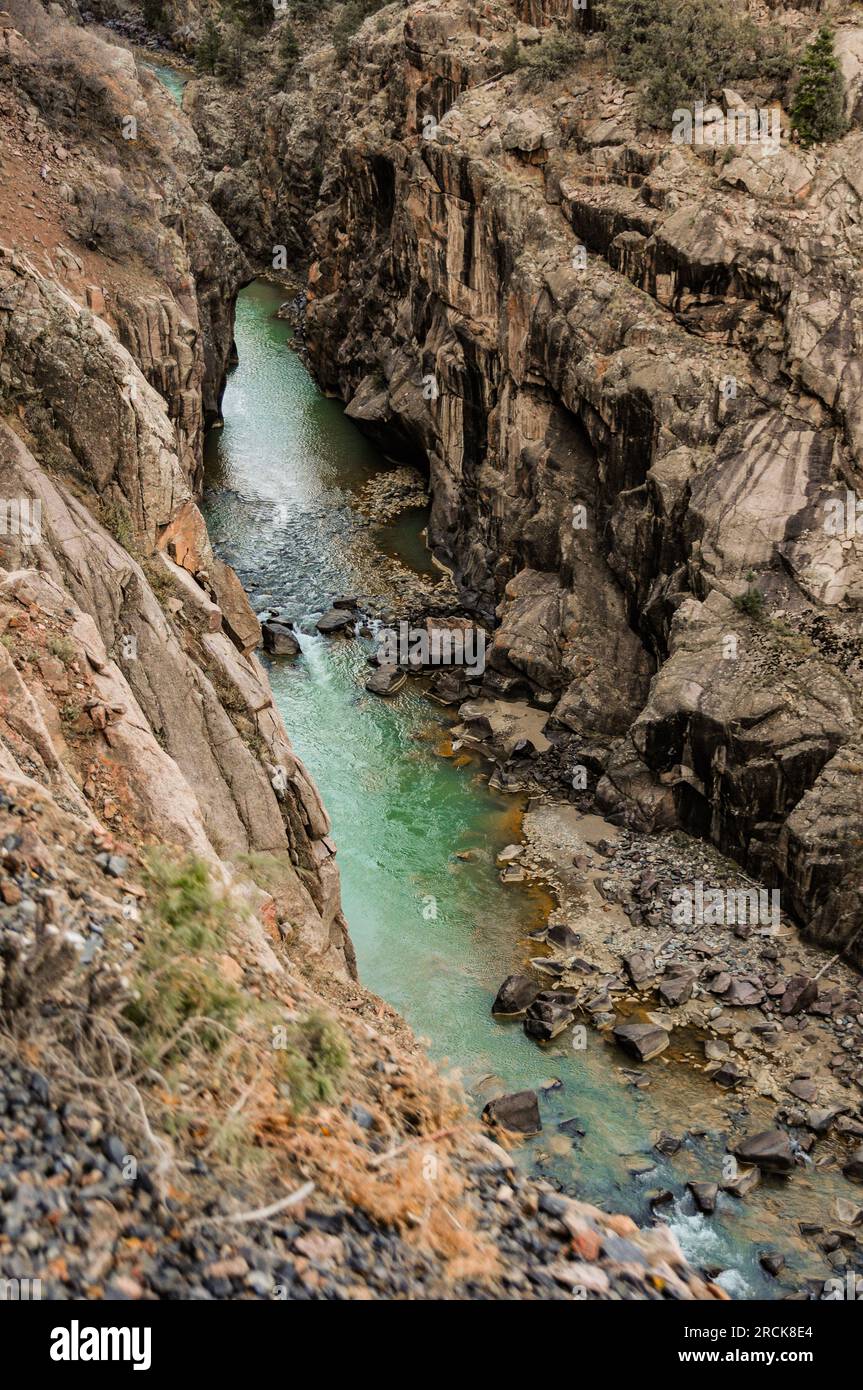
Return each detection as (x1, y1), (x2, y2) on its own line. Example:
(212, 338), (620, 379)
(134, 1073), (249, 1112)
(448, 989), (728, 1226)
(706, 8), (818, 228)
(262, 621), (300, 656)
(365, 664), (407, 696)
(316, 608), (354, 634)
(482, 1090), (542, 1136)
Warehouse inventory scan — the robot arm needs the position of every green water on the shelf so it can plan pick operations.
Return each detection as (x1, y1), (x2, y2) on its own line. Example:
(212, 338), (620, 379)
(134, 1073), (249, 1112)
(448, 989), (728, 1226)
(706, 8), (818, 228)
(145, 61), (187, 105)
(201, 283), (849, 1302)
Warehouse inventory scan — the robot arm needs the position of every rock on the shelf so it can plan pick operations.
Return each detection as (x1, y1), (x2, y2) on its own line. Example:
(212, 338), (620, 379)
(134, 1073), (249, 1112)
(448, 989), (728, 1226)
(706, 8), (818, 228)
(843, 1146), (863, 1182)
(612, 1022), (670, 1062)
(491, 974), (540, 1016)
(316, 608), (354, 634)
(365, 664), (407, 696)
(524, 999), (574, 1041)
(732, 1130), (796, 1174)
(780, 975), (818, 1016)
(688, 1182), (719, 1214)
(482, 1090), (542, 1136)
(659, 967), (696, 1007)
(623, 951), (656, 986)
(711, 1060), (747, 1089)
(546, 922), (581, 951)
(788, 1078), (818, 1104)
(496, 844), (522, 864)
(262, 621), (300, 657)
(722, 977), (765, 1007)
(759, 1253), (785, 1277)
(722, 1166), (761, 1198)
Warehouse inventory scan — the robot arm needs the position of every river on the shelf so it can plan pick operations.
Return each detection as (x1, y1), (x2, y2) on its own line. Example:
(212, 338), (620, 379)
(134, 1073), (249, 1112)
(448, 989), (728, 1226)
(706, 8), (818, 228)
(144, 51), (849, 1302)
(197, 278), (856, 1300)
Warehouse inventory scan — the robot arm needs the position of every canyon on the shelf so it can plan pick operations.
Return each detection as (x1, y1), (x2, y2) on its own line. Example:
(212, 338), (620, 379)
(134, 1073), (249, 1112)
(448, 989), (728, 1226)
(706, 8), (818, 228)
(0, 0), (862, 1306)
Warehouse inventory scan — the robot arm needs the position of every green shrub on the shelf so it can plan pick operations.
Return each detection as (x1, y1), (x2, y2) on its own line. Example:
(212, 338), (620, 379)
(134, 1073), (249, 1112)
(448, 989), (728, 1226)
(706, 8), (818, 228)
(230, 0), (277, 31)
(216, 27), (248, 85)
(517, 31), (582, 89)
(599, 0), (756, 126)
(733, 584), (766, 619)
(500, 33), (520, 75)
(124, 856), (243, 1060)
(791, 26), (847, 147)
(332, 0), (386, 64)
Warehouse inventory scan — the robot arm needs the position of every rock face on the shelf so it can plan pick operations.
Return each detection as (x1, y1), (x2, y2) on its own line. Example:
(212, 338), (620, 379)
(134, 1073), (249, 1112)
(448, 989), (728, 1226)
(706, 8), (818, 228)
(189, 1), (863, 961)
(0, 11), (354, 982)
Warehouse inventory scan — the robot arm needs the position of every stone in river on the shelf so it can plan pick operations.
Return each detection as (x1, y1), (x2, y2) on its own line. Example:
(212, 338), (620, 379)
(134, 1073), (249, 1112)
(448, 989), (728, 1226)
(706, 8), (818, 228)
(524, 1000), (574, 1041)
(759, 1252), (785, 1276)
(722, 1166), (761, 1198)
(688, 1181), (718, 1214)
(365, 664), (407, 696)
(262, 621), (300, 656)
(842, 1146), (863, 1182)
(316, 608), (354, 634)
(732, 1129), (795, 1173)
(612, 1022), (670, 1062)
(711, 1059), (747, 1089)
(482, 1090), (542, 1136)
(491, 974), (539, 1016)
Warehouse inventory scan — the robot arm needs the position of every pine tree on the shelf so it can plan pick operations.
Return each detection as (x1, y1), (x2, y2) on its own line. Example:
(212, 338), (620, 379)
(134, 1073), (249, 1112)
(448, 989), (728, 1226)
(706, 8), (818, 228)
(196, 19), (222, 76)
(792, 26), (847, 147)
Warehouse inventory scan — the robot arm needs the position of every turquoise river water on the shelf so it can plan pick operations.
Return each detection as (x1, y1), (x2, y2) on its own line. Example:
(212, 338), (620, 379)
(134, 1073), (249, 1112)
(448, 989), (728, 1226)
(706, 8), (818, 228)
(197, 279), (854, 1299)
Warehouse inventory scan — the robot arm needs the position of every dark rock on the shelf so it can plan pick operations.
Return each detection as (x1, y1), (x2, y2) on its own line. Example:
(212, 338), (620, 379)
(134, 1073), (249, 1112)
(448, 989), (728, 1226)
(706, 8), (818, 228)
(711, 1060), (747, 1089)
(622, 951), (656, 986)
(482, 1090), (542, 1136)
(524, 1000), (574, 1041)
(732, 1130), (795, 1174)
(491, 975), (540, 1016)
(760, 1252), (785, 1276)
(780, 975), (818, 1016)
(316, 608), (354, 634)
(843, 1146), (863, 1182)
(262, 621), (300, 657)
(546, 923), (581, 951)
(688, 1181), (718, 1214)
(365, 665), (407, 696)
(612, 1022), (670, 1062)
(659, 967), (696, 1008)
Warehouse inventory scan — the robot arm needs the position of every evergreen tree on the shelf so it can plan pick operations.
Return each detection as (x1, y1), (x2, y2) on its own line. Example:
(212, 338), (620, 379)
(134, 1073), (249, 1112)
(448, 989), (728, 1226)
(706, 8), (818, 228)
(278, 22), (300, 70)
(792, 26), (847, 146)
(195, 18), (223, 76)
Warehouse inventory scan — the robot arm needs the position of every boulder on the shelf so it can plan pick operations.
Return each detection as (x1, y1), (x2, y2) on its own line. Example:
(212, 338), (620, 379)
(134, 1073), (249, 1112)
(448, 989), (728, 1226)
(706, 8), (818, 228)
(732, 1130), (795, 1174)
(612, 1022), (670, 1062)
(780, 975), (817, 1016)
(524, 1000), (574, 1041)
(316, 608), (354, 634)
(623, 951), (656, 985)
(546, 922), (581, 951)
(843, 1146), (863, 1182)
(491, 974), (539, 1016)
(482, 1090), (542, 1136)
(262, 621), (300, 657)
(659, 967), (696, 1007)
(688, 1181), (718, 1214)
(365, 664), (407, 696)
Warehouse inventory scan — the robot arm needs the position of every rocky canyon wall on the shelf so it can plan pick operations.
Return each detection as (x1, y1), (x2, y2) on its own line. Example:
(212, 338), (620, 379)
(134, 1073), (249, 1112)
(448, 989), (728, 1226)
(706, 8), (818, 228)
(0, 5), (354, 980)
(188, 0), (863, 963)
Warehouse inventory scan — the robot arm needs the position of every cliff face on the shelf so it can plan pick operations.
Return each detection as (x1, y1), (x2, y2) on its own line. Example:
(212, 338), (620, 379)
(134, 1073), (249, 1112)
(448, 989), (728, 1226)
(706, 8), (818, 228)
(188, 0), (863, 964)
(0, 6), (354, 980)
